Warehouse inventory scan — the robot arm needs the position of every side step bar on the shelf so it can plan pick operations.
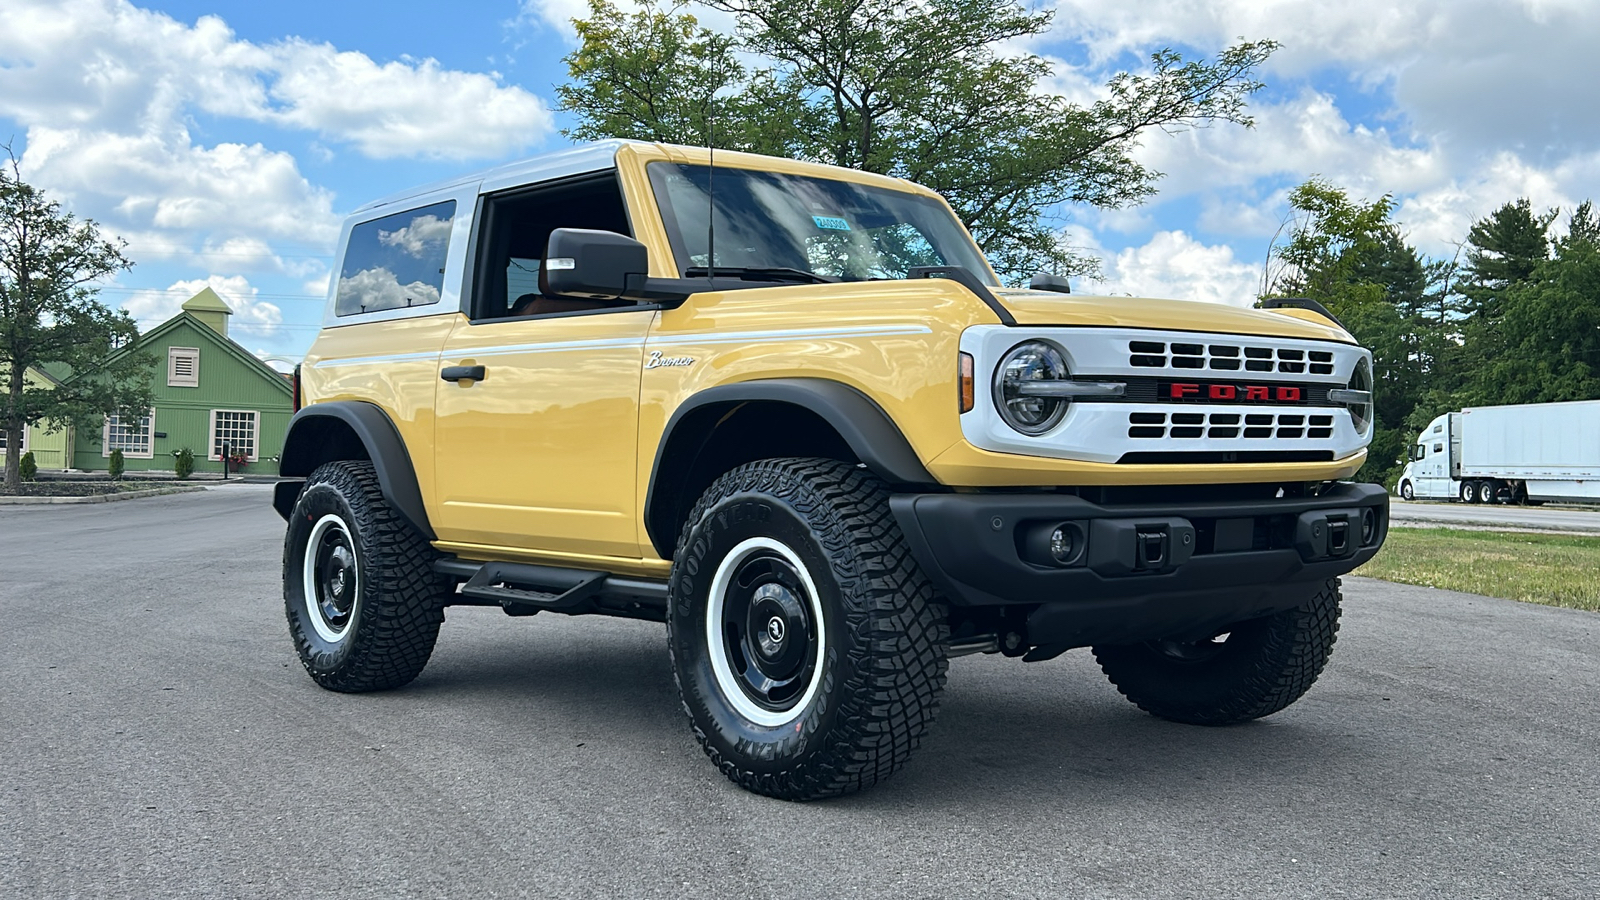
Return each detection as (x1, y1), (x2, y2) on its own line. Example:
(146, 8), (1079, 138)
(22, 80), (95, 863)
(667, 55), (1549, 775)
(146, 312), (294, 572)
(433, 559), (669, 622)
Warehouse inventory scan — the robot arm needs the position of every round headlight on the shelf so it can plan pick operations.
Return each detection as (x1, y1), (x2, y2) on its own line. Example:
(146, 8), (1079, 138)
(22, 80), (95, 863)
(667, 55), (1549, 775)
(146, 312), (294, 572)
(1348, 358), (1373, 435)
(993, 341), (1071, 435)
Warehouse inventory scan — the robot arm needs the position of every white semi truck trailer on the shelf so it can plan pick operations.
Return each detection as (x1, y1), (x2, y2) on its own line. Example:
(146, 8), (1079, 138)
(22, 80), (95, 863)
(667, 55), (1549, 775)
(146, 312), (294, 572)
(1397, 399), (1600, 504)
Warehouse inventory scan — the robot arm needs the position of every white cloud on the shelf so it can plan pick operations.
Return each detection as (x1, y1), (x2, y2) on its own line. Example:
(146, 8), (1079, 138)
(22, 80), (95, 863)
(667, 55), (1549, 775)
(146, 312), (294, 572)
(122, 275), (283, 337)
(0, 0), (554, 162)
(336, 268), (442, 314)
(378, 215), (454, 258)
(1087, 230), (1262, 308)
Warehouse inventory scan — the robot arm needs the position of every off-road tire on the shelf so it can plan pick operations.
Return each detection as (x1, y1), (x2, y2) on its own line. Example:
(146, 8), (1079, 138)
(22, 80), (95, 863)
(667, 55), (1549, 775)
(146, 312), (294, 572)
(1092, 579), (1342, 726)
(283, 460), (446, 692)
(667, 458), (949, 801)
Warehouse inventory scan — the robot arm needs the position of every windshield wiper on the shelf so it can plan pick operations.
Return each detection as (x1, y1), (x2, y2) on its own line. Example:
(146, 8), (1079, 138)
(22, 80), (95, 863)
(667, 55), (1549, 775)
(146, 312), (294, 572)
(685, 266), (841, 285)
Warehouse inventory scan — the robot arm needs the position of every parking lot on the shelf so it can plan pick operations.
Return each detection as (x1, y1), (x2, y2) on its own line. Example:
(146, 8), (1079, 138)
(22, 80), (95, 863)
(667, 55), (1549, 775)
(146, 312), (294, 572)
(5, 485), (1596, 899)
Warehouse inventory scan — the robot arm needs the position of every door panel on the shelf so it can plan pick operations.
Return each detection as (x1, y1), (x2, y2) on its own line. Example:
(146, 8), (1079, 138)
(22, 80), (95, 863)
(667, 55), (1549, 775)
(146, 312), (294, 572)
(432, 310), (654, 556)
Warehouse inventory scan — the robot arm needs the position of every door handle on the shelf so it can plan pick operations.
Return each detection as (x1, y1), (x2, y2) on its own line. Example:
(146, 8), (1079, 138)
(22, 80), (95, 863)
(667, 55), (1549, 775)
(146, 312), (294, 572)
(441, 365), (486, 383)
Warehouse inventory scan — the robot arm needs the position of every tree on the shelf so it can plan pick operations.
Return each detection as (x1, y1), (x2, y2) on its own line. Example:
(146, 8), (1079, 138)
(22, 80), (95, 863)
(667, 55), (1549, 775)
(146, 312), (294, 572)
(558, 0), (1278, 281)
(0, 148), (151, 492)
(1457, 201), (1600, 406)
(1262, 178), (1429, 487)
(1457, 198), (1556, 324)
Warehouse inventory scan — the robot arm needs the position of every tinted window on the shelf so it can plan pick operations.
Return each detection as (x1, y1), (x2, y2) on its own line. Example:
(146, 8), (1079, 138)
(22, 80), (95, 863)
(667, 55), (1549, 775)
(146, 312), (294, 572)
(648, 163), (995, 283)
(336, 200), (456, 316)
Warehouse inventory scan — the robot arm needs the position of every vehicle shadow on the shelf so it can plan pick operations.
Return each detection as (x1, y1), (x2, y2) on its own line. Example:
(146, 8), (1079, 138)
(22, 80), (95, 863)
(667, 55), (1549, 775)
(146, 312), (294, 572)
(401, 611), (1380, 808)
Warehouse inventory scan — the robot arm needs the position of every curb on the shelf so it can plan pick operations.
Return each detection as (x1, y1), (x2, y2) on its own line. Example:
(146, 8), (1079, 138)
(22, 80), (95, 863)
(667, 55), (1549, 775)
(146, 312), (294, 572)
(0, 486), (208, 506)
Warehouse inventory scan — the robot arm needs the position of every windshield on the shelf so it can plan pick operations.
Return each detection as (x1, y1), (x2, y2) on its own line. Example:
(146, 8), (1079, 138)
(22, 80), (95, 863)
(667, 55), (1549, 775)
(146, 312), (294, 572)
(648, 162), (996, 284)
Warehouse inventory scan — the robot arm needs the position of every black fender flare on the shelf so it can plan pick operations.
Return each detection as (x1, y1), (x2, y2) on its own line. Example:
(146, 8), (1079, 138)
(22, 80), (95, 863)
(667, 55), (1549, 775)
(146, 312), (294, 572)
(274, 401), (434, 540)
(642, 378), (938, 558)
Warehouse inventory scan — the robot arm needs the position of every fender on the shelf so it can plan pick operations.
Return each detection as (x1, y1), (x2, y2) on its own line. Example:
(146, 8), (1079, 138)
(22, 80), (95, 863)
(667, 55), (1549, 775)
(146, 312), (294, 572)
(643, 378), (938, 557)
(273, 401), (435, 540)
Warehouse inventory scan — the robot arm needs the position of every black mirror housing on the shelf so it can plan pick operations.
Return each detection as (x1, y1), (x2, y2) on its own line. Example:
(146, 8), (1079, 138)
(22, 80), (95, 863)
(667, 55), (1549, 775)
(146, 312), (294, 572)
(540, 228), (650, 300)
(1029, 273), (1071, 294)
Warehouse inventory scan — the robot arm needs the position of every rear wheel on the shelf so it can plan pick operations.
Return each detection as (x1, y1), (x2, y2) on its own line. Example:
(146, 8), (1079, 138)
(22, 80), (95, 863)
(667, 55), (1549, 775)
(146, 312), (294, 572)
(667, 458), (948, 800)
(283, 460), (447, 692)
(1093, 580), (1341, 726)
(1480, 480), (1500, 504)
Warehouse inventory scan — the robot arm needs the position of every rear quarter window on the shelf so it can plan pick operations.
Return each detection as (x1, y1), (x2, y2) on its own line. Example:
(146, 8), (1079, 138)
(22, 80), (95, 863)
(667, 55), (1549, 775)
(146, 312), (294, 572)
(335, 200), (457, 316)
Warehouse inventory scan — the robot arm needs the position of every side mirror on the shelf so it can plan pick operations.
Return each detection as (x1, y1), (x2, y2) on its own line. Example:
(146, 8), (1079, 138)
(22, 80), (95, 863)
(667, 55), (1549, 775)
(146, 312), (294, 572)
(540, 228), (650, 301)
(1029, 273), (1071, 294)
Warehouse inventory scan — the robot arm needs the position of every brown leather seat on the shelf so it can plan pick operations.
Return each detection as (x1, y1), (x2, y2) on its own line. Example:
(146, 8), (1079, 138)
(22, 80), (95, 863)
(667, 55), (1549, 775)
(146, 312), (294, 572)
(511, 293), (621, 317)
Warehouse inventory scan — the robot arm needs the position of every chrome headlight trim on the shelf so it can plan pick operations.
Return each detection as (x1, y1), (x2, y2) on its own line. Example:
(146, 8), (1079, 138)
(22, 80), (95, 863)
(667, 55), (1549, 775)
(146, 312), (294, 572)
(992, 340), (1072, 435)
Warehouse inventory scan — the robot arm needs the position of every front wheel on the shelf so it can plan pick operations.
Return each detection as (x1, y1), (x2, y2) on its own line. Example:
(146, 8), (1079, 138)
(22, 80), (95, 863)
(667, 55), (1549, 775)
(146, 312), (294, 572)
(1093, 579), (1342, 726)
(283, 460), (447, 692)
(1399, 481), (1414, 501)
(667, 458), (948, 801)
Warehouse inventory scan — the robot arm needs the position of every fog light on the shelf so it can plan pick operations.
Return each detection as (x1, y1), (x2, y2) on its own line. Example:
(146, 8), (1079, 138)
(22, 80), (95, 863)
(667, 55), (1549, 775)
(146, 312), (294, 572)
(1022, 521), (1087, 568)
(1050, 526), (1076, 563)
(1361, 508), (1377, 545)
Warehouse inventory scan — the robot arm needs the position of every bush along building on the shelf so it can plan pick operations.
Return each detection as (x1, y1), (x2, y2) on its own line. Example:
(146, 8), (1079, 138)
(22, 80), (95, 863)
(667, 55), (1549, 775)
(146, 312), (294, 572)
(67, 288), (293, 476)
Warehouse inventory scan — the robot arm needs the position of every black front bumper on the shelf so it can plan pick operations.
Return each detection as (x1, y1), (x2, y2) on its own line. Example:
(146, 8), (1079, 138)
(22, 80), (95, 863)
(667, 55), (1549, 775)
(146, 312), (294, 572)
(890, 482), (1388, 650)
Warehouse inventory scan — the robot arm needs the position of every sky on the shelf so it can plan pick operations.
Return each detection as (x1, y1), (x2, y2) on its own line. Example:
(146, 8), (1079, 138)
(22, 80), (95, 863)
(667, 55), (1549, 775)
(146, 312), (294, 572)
(2, 0), (1597, 362)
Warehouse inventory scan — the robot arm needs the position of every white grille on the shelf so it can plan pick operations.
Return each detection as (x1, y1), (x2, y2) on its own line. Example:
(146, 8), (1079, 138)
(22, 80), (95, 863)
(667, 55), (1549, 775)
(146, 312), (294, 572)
(210, 410), (258, 461)
(1128, 340), (1335, 375)
(1128, 411), (1335, 440)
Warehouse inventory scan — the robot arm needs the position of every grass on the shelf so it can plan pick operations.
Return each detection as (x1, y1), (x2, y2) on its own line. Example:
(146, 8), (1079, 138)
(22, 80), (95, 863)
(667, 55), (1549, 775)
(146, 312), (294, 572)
(1356, 526), (1600, 612)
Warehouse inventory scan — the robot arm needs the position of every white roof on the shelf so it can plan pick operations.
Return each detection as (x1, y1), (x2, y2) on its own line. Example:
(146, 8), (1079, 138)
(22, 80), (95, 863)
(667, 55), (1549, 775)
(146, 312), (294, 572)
(352, 140), (645, 214)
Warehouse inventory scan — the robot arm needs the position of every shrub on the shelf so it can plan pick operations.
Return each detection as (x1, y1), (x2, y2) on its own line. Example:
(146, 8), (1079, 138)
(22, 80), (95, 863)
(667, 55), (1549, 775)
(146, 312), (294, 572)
(174, 447), (194, 480)
(108, 448), (124, 480)
(19, 451), (37, 481)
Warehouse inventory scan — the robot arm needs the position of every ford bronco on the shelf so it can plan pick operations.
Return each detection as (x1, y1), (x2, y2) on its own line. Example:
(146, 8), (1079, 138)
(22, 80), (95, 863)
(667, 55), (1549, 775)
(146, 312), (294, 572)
(275, 141), (1387, 800)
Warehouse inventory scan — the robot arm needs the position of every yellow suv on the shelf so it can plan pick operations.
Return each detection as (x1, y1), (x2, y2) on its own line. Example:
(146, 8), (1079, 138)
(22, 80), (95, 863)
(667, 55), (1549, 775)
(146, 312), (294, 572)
(275, 141), (1387, 800)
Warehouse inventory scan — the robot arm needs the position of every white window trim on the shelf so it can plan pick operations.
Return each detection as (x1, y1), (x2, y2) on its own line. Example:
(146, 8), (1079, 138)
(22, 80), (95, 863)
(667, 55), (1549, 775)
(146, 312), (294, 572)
(103, 409), (155, 459)
(0, 426), (27, 454)
(208, 409), (260, 462)
(168, 346), (200, 387)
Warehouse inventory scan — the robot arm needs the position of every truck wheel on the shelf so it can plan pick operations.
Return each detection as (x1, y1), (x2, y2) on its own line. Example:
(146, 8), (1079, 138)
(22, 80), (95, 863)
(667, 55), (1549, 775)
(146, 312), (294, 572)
(1399, 481), (1414, 500)
(667, 458), (948, 801)
(1480, 480), (1500, 504)
(1092, 579), (1341, 726)
(283, 460), (446, 693)
(1460, 481), (1476, 503)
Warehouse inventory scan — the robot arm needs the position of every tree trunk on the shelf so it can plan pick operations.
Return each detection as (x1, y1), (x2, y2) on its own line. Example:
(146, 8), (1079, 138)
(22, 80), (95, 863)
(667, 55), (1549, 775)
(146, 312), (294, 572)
(3, 364), (21, 492)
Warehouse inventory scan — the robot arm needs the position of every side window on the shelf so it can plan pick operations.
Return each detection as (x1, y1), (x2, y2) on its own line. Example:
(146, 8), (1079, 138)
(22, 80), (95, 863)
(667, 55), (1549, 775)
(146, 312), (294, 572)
(336, 200), (457, 317)
(1433, 443), (1443, 454)
(473, 174), (632, 319)
(1413, 444), (1426, 461)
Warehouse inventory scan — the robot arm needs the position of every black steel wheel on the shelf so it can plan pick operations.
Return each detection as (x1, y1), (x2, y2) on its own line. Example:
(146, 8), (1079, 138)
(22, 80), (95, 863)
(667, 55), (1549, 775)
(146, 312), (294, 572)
(283, 460), (447, 692)
(667, 458), (948, 801)
(1093, 579), (1342, 726)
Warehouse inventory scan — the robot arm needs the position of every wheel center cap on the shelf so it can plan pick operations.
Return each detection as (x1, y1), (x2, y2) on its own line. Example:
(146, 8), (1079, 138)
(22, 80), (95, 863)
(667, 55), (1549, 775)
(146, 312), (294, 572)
(330, 567), (347, 597)
(766, 616), (786, 644)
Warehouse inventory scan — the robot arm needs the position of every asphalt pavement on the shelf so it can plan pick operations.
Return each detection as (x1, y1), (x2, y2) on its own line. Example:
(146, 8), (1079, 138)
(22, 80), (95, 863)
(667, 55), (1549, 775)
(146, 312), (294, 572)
(1390, 499), (1600, 533)
(5, 485), (1597, 899)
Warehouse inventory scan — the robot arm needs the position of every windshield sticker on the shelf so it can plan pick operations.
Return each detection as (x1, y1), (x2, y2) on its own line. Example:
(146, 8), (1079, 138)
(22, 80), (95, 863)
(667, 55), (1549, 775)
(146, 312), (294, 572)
(812, 215), (852, 231)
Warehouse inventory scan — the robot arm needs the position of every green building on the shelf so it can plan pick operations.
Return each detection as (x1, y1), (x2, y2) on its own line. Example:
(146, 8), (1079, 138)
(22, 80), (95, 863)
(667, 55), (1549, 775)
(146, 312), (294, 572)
(4, 366), (73, 470)
(65, 289), (294, 475)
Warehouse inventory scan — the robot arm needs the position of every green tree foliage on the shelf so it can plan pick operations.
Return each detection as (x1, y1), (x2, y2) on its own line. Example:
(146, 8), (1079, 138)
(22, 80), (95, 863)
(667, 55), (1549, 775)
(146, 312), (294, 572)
(0, 149), (152, 492)
(558, 0), (1278, 281)
(18, 449), (35, 481)
(1456, 202), (1600, 405)
(1263, 179), (1431, 486)
(1457, 198), (1557, 324)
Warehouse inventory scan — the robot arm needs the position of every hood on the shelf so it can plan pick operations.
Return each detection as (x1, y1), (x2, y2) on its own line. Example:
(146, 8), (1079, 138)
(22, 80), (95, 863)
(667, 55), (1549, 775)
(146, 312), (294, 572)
(995, 290), (1356, 344)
